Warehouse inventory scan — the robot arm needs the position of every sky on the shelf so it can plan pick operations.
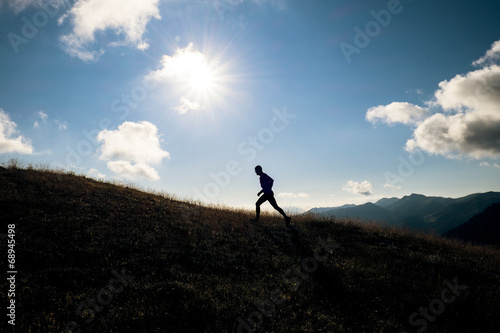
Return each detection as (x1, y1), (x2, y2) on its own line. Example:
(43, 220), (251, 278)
(1, 0), (500, 212)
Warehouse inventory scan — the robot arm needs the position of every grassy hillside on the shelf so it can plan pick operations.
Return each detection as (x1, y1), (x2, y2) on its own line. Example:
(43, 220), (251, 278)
(1, 166), (500, 332)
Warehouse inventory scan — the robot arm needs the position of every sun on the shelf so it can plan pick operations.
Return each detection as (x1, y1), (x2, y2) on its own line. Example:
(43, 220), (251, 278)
(187, 60), (215, 92)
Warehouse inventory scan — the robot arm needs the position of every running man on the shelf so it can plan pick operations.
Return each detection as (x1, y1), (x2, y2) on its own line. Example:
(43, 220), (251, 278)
(251, 165), (291, 226)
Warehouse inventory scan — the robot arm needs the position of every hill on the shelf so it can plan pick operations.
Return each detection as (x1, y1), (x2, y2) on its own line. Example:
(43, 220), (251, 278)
(1, 166), (500, 332)
(445, 202), (500, 246)
(309, 192), (500, 234)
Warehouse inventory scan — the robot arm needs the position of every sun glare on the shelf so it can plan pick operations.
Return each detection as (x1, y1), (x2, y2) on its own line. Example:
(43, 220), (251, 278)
(188, 61), (214, 92)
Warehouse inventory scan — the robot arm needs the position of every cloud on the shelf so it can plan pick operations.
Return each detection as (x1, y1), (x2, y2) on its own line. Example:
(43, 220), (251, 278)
(146, 43), (216, 112)
(0, 109), (34, 154)
(473, 40), (500, 66)
(146, 43), (214, 83)
(173, 97), (205, 115)
(60, 0), (161, 61)
(55, 119), (68, 130)
(106, 161), (159, 180)
(384, 183), (402, 191)
(277, 192), (310, 198)
(480, 161), (500, 169)
(366, 102), (429, 126)
(406, 65), (500, 159)
(367, 40), (500, 160)
(38, 111), (48, 122)
(342, 180), (373, 196)
(87, 168), (106, 179)
(96, 121), (169, 180)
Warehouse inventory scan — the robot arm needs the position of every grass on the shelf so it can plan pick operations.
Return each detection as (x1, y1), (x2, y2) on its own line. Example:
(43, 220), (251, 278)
(1, 164), (499, 332)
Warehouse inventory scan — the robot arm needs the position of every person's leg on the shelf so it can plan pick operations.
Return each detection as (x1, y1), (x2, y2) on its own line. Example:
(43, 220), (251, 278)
(255, 194), (268, 221)
(267, 194), (288, 218)
(268, 193), (291, 226)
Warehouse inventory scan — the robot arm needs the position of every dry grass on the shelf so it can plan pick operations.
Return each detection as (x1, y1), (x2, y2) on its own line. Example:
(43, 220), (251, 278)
(0, 164), (499, 332)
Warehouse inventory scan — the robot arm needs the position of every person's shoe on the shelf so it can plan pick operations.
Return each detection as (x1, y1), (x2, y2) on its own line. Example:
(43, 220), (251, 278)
(285, 216), (291, 227)
(249, 218), (259, 223)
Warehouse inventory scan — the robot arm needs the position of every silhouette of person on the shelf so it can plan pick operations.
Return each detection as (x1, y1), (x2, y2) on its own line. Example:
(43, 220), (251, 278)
(251, 165), (291, 226)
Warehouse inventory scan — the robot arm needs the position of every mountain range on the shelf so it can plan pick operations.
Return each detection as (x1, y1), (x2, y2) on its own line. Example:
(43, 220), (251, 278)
(308, 192), (500, 235)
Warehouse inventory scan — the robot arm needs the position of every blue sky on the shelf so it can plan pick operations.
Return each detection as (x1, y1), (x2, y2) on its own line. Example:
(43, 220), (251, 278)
(1, 0), (500, 211)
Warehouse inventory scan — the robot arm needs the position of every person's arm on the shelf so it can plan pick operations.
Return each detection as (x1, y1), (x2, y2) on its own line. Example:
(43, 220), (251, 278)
(257, 190), (263, 196)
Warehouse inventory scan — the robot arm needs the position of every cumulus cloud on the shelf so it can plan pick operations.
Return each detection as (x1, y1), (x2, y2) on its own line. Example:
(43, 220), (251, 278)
(107, 161), (160, 180)
(87, 168), (106, 179)
(277, 192), (310, 198)
(473, 40), (500, 66)
(0, 109), (34, 154)
(366, 102), (429, 126)
(96, 121), (169, 180)
(173, 97), (205, 115)
(367, 40), (500, 160)
(60, 0), (161, 61)
(406, 65), (500, 159)
(146, 43), (216, 113)
(146, 43), (214, 83)
(342, 180), (373, 196)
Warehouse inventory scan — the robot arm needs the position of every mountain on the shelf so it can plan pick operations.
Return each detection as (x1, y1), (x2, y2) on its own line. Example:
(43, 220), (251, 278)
(309, 192), (500, 234)
(2, 166), (500, 332)
(308, 204), (356, 214)
(323, 202), (397, 225)
(445, 202), (500, 245)
(374, 197), (399, 208)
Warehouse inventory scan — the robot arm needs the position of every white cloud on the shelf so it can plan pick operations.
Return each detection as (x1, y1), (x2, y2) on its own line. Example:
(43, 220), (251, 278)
(367, 40), (500, 160)
(406, 65), (500, 159)
(173, 97), (205, 115)
(277, 192), (310, 198)
(473, 40), (500, 66)
(97, 121), (169, 164)
(384, 183), (402, 191)
(96, 121), (169, 180)
(38, 111), (48, 122)
(480, 161), (500, 169)
(60, 0), (161, 61)
(146, 43), (214, 83)
(0, 109), (34, 154)
(107, 161), (159, 180)
(146, 43), (217, 113)
(34, 111), (48, 128)
(55, 119), (68, 130)
(366, 102), (429, 126)
(342, 180), (373, 196)
(87, 168), (106, 179)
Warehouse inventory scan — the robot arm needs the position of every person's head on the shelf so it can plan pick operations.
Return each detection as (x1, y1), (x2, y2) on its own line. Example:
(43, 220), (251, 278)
(254, 165), (263, 175)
